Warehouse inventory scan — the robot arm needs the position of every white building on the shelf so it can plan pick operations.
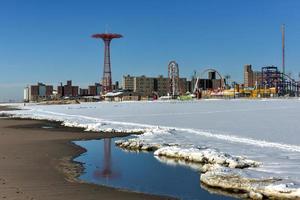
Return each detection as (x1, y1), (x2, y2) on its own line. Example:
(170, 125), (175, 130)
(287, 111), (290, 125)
(24, 87), (29, 102)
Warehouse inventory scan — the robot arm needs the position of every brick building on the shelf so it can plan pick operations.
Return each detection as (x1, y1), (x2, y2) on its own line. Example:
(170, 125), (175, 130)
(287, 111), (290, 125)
(24, 83), (53, 102)
(122, 75), (188, 97)
(58, 80), (79, 97)
(244, 65), (262, 88)
(88, 83), (102, 96)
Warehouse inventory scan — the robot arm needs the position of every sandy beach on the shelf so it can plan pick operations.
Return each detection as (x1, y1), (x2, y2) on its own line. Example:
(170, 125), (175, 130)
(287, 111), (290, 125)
(0, 106), (174, 200)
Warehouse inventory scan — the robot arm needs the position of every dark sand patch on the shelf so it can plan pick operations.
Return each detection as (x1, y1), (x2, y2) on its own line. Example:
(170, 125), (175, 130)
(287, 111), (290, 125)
(0, 113), (175, 200)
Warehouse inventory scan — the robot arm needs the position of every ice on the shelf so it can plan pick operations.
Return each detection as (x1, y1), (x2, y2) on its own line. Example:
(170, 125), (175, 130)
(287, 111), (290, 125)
(153, 146), (259, 169)
(201, 166), (300, 199)
(2, 99), (300, 198)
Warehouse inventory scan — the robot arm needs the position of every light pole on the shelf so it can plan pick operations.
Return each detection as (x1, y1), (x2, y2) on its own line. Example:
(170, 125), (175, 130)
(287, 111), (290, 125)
(225, 74), (231, 89)
(232, 81), (236, 99)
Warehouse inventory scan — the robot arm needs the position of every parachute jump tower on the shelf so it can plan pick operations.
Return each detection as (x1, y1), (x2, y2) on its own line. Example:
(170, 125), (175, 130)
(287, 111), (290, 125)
(92, 33), (123, 94)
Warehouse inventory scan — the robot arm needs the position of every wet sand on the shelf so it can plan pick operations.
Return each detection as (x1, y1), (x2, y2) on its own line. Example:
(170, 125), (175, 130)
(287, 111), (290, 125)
(0, 107), (175, 200)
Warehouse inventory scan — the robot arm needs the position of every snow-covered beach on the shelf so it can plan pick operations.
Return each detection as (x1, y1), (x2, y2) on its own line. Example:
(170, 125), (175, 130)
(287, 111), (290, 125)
(2, 99), (300, 199)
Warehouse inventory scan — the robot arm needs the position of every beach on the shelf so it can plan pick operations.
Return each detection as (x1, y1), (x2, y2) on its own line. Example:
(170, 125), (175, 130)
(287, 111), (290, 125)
(2, 99), (300, 199)
(0, 106), (174, 200)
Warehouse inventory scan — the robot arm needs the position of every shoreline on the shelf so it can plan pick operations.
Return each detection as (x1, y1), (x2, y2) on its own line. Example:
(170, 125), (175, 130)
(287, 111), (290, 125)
(0, 106), (175, 200)
(2, 104), (300, 199)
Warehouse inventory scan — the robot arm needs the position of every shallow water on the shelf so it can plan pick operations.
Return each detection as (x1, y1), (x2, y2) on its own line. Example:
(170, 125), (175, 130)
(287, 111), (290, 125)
(8, 100), (300, 182)
(74, 138), (236, 200)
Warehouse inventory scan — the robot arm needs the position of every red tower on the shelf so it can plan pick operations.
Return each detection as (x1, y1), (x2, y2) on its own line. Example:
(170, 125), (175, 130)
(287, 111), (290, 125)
(92, 33), (123, 93)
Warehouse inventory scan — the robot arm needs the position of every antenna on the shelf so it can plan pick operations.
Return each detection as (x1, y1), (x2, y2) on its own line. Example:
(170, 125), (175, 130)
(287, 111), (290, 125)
(282, 24), (285, 75)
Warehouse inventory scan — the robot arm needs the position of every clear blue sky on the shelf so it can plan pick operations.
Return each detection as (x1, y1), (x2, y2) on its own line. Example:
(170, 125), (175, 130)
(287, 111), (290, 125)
(1, 0), (300, 101)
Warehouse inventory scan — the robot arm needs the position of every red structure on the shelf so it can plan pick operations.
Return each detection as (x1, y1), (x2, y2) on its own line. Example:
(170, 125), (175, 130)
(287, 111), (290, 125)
(92, 33), (123, 93)
(93, 138), (120, 180)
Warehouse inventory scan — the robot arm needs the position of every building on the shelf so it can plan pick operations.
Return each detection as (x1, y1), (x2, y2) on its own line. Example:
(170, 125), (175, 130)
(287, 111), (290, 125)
(58, 80), (79, 97)
(253, 71), (262, 87)
(212, 79), (222, 90)
(24, 87), (29, 102)
(122, 75), (189, 97)
(79, 88), (89, 96)
(24, 82), (53, 102)
(88, 83), (102, 96)
(244, 65), (262, 88)
(112, 81), (119, 91)
(155, 75), (169, 96)
(122, 75), (134, 91)
(179, 78), (188, 94)
(244, 65), (253, 87)
(194, 71), (224, 91)
(134, 75), (155, 96)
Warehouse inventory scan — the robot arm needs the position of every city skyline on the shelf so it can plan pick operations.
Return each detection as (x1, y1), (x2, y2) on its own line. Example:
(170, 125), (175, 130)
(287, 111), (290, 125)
(1, 0), (300, 101)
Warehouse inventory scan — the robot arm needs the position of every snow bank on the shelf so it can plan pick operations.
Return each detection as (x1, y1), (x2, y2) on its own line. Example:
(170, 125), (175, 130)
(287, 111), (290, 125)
(115, 138), (163, 151)
(154, 146), (260, 169)
(115, 139), (259, 169)
(201, 166), (300, 199)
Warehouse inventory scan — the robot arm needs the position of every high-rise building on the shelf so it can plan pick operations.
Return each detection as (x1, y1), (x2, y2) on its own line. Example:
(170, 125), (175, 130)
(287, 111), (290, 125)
(25, 83), (53, 102)
(122, 75), (135, 91)
(88, 83), (102, 96)
(58, 80), (79, 97)
(156, 75), (169, 96)
(253, 71), (262, 87)
(134, 75), (155, 96)
(244, 65), (262, 88)
(122, 75), (188, 97)
(244, 65), (254, 87)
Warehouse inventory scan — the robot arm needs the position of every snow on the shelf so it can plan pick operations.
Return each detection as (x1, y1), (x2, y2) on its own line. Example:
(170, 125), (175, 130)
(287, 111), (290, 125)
(1, 99), (300, 198)
(153, 146), (259, 169)
(201, 166), (300, 199)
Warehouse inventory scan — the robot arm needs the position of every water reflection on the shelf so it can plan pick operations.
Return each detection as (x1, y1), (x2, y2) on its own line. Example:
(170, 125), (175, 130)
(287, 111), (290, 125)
(93, 138), (120, 180)
(154, 155), (203, 172)
(201, 184), (249, 200)
(75, 138), (236, 200)
(156, 156), (248, 199)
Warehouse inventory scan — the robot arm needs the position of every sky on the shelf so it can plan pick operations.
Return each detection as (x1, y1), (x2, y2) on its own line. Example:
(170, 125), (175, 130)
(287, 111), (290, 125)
(1, 0), (300, 102)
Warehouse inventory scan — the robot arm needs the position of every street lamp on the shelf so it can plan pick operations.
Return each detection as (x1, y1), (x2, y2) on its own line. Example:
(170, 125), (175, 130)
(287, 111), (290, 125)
(232, 81), (236, 99)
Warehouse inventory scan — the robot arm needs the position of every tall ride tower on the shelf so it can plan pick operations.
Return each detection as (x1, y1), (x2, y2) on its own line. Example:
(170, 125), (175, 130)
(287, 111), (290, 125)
(282, 24), (285, 76)
(92, 33), (122, 93)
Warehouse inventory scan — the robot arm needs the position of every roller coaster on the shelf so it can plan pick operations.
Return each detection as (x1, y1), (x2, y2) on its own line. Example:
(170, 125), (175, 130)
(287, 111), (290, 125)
(260, 66), (299, 96)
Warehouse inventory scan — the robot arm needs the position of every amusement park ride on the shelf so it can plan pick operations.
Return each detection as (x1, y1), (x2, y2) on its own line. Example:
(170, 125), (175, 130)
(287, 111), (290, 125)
(259, 66), (299, 97)
(173, 24), (299, 98)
